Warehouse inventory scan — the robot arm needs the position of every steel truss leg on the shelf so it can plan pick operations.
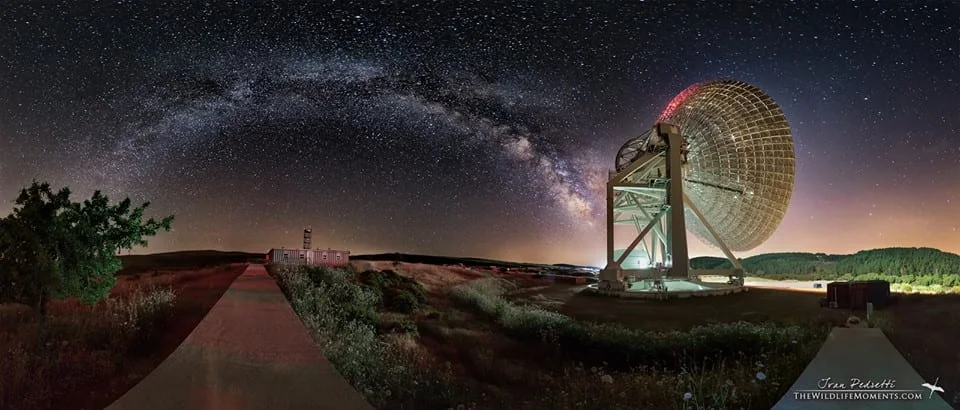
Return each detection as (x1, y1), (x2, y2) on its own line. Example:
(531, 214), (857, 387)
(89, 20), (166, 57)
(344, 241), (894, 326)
(683, 192), (744, 284)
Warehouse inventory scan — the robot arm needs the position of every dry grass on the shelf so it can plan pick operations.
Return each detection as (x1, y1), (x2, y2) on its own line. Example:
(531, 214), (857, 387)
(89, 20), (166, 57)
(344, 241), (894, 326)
(350, 261), (490, 291)
(436, 278), (828, 409)
(0, 263), (246, 410)
(277, 264), (831, 409)
(881, 293), (960, 407)
(518, 286), (852, 332)
(0, 287), (177, 410)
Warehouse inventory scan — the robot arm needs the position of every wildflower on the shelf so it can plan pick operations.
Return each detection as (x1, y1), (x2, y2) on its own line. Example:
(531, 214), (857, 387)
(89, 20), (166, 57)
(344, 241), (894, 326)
(791, 339), (798, 344)
(601, 374), (614, 384)
(755, 361), (765, 368)
(756, 371), (767, 381)
(683, 392), (693, 401)
(726, 379), (734, 386)
(591, 366), (598, 373)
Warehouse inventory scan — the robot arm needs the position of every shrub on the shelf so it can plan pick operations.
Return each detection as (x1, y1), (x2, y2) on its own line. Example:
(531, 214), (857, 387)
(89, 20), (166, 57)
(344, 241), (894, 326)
(395, 319), (418, 335)
(109, 287), (178, 355)
(393, 291), (421, 314)
(273, 265), (470, 409)
(356, 270), (428, 314)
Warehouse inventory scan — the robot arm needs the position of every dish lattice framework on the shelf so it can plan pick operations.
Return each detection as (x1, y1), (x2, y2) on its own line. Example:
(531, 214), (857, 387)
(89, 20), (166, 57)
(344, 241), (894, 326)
(615, 80), (795, 253)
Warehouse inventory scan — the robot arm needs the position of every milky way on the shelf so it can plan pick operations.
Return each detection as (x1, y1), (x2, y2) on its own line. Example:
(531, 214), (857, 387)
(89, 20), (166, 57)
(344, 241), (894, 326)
(1, 1), (958, 264)
(70, 50), (603, 224)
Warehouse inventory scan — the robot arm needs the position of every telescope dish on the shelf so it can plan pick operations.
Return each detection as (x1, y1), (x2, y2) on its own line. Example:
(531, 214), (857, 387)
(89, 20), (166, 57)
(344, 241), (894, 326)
(619, 81), (795, 251)
(597, 80), (795, 293)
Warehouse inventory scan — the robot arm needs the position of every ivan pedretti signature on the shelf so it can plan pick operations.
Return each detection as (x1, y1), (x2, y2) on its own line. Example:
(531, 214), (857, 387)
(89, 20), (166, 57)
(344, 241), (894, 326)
(818, 377), (897, 390)
(814, 377), (944, 399)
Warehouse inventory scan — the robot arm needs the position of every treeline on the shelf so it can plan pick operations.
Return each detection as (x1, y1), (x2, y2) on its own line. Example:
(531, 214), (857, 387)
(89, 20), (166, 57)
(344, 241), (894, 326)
(691, 248), (960, 282)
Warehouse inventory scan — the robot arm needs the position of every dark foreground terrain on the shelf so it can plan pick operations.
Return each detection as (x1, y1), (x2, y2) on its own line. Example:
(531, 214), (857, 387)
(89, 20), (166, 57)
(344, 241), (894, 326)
(0, 251), (261, 410)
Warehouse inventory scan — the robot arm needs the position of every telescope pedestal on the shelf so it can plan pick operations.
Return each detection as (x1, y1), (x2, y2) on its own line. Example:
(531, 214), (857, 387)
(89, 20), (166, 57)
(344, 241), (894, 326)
(598, 267), (625, 291)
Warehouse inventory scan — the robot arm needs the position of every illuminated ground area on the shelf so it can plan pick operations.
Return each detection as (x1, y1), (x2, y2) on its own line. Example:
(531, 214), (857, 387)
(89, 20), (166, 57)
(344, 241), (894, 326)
(584, 278), (745, 298)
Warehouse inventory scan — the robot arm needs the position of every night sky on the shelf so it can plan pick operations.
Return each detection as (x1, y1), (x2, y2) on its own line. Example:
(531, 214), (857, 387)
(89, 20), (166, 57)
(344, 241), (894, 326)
(1, 1), (957, 266)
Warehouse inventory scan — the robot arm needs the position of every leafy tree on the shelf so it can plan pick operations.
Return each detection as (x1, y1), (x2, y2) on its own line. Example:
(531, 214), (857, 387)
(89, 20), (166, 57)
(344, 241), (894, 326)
(0, 181), (173, 316)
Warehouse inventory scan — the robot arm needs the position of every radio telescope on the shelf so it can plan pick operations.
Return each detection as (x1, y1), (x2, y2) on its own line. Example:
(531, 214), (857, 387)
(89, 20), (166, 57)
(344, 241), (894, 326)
(597, 80), (795, 295)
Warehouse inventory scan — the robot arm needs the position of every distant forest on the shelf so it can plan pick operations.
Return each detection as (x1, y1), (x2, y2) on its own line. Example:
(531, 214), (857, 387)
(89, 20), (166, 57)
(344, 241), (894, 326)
(691, 247), (960, 287)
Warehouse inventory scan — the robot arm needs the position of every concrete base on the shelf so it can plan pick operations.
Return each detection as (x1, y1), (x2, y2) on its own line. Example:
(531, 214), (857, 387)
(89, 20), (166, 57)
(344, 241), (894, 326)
(582, 279), (745, 299)
(598, 267), (626, 291)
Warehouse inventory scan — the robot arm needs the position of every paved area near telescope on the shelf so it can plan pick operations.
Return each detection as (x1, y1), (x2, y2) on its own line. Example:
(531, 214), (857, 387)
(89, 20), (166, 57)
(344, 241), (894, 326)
(700, 275), (827, 292)
(772, 327), (951, 410)
(107, 264), (372, 410)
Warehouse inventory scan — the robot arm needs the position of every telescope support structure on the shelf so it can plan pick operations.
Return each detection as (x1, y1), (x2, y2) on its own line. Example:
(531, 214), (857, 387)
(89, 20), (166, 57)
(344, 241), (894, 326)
(598, 123), (745, 291)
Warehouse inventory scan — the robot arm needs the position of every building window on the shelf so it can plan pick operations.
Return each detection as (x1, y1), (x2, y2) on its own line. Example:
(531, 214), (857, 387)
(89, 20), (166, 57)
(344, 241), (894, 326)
(322, 253), (327, 260)
(337, 254), (341, 260)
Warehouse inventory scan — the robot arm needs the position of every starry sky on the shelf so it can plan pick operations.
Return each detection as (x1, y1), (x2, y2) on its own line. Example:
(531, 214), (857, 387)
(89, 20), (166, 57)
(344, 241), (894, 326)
(0, 1), (957, 266)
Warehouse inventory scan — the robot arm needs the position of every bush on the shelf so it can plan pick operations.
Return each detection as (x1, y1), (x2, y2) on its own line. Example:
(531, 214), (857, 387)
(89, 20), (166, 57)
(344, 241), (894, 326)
(273, 265), (469, 409)
(395, 319), (418, 335)
(393, 291), (421, 314)
(357, 270), (428, 314)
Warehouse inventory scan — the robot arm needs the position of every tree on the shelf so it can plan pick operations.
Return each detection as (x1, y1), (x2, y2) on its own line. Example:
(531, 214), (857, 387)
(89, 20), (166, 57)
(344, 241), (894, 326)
(0, 181), (173, 316)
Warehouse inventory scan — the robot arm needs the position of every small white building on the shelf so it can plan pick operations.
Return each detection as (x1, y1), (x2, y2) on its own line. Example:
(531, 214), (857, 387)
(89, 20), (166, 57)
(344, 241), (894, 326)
(266, 248), (350, 267)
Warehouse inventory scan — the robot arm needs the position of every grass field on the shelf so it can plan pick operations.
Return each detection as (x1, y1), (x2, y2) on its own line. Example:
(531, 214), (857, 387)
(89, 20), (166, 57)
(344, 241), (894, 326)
(7, 251), (957, 409)
(278, 260), (960, 409)
(274, 262), (843, 409)
(515, 282), (960, 408)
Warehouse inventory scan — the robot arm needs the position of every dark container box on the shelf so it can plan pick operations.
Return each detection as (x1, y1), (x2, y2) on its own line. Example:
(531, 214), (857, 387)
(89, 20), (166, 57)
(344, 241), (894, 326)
(852, 280), (890, 309)
(826, 280), (890, 310)
(827, 281), (851, 308)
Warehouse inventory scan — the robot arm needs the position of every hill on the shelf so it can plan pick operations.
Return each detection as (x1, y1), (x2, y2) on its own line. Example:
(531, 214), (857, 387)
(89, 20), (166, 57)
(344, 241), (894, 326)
(118, 250), (263, 273)
(691, 252), (844, 275)
(691, 247), (960, 282)
(351, 252), (598, 271)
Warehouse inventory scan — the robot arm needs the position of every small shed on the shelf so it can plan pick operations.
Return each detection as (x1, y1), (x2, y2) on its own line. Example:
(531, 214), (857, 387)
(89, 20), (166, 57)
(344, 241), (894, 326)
(851, 280), (891, 309)
(266, 248), (350, 267)
(826, 280), (890, 310)
(827, 281), (851, 309)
